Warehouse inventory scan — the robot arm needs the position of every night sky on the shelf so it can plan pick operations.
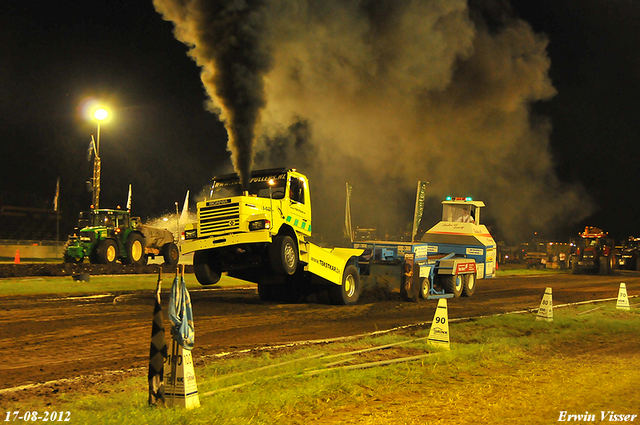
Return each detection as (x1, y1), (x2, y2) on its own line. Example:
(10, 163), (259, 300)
(2, 1), (640, 244)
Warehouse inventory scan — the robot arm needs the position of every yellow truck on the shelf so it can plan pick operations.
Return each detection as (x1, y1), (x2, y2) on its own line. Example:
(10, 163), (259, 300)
(180, 168), (364, 304)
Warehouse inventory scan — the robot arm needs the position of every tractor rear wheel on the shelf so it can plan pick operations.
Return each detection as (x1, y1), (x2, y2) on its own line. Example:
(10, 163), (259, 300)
(193, 250), (221, 285)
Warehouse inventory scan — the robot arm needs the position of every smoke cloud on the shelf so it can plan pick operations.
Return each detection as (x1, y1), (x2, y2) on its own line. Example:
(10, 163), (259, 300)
(156, 0), (591, 244)
(153, 0), (273, 189)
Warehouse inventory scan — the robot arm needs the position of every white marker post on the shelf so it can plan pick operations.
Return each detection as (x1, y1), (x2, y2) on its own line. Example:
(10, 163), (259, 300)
(427, 298), (450, 350)
(536, 287), (553, 322)
(616, 283), (630, 311)
(165, 339), (200, 409)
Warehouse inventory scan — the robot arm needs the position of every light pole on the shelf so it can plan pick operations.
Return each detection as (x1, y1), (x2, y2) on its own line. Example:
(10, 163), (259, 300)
(92, 108), (109, 209)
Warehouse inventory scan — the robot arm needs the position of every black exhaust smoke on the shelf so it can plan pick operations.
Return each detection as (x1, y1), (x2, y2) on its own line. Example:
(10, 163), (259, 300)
(153, 0), (273, 190)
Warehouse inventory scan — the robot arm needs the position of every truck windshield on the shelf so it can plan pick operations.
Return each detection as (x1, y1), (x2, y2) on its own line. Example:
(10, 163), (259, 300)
(211, 177), (287, 200)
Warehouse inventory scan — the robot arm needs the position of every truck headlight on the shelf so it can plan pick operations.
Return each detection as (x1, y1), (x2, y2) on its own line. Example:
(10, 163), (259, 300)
(249, 219), (270, 231)
(184, 229), (198, 240)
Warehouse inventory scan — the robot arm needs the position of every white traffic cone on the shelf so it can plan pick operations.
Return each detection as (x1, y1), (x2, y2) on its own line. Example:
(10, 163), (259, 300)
(427, 298), (450, 350)
(616, 283), (630, 311)
(165, 338), (200, 409)
(536, 287), (553, 322)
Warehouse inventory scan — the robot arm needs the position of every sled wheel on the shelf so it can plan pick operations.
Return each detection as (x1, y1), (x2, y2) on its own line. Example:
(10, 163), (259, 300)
(441, 274), (463, 298)
(163, 243), (179, 266)
(419, 277), (430, 299)
(461, 273), (476, 297)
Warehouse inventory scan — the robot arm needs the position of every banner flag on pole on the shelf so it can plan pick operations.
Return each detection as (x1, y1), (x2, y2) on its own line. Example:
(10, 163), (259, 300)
(169, 267), (195, 350)
(53, 177), (60, 212)
(87, 137), (96, 161)
(126, 184), (132, 211)
(412, 181), (428, 242)
(179, 190), (190, 224)
(344, 183), (353, 242)
(148, 269), (168, 406)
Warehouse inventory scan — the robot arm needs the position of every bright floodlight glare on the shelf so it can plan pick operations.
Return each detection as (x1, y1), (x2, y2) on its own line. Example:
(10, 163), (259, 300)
(94, 108), (109, 121)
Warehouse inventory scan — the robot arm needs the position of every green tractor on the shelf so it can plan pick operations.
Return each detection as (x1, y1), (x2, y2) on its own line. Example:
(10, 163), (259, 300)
(63, 209), (179, 266)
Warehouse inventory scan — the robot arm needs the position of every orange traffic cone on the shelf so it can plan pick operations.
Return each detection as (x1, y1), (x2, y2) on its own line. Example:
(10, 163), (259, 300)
(14, 249), (20, 264)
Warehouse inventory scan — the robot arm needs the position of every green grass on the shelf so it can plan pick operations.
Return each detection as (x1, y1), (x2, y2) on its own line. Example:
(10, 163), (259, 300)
(0, 274), (251, 296)
(496, 265), (567, 276)
(4, 303), (639, 424)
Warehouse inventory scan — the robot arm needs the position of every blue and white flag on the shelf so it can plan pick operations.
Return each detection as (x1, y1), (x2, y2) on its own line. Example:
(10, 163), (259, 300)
(169, 274), (195, 350)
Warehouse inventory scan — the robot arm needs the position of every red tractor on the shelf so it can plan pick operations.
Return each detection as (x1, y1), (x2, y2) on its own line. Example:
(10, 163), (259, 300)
(570, 227), (616, 275)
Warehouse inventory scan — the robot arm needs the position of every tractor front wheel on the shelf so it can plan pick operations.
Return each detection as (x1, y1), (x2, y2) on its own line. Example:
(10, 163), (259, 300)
(97, 239), (118, 265)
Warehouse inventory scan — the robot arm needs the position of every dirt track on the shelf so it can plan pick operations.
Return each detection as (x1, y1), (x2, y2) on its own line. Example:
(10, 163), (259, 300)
(0, 269), (637, 405)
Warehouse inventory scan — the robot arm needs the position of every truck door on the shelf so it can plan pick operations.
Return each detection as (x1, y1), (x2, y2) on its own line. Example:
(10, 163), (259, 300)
(286, 175), (312, 236)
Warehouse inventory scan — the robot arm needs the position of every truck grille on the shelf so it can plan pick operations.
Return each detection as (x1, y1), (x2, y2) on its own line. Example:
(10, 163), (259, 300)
(199, 202), (240, 237)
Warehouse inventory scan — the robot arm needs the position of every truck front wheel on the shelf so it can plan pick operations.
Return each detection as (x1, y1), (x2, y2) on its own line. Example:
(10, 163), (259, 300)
(193, 250), (221, 285)
(441, 274), (463, 298)
(270, 235), (298, 275)
(97, 239), (118, 265)
(329, 265), (361, 305)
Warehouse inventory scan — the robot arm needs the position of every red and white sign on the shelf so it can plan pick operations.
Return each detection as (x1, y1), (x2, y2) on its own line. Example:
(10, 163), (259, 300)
(455, 261), (476, 274)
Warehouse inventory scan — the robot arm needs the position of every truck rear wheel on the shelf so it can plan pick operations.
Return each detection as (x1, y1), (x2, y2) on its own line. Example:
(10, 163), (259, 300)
(122, 234), (145, 265)
(162, 243), (179, 266)
(97, 239), (118, 265)
(329, 265), (360, 305)
(441, 274), (463, 298)
(270, 235), (298, 275)
(461, 273), (476, 297)
(193, 250), (221, 285)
